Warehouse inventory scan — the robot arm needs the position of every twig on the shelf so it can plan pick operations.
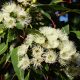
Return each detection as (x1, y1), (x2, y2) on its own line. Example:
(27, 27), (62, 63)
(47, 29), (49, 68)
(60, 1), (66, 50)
(43, 74), (48, 80)
(51, 18), (56, 28)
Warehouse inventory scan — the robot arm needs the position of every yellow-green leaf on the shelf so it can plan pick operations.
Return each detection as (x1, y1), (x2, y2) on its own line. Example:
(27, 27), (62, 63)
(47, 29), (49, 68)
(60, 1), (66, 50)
(0, 43), (8, 55)
(11, 48), (24, 80)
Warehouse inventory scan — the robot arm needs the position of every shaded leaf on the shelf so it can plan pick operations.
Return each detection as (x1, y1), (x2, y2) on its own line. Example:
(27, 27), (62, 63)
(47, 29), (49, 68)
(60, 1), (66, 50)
(0, 54), (6, 65)
(45, 64), (49, 71)
(25, 71), (30, 80)
(40, 10), (51, 20)
(71, 31), (80, 39)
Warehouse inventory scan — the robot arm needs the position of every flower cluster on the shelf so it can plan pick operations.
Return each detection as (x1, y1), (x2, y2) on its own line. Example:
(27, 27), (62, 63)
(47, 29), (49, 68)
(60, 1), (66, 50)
(17, 26), (80, 70)
(17, 0), (32, 6)
(0, 2), (31, 28)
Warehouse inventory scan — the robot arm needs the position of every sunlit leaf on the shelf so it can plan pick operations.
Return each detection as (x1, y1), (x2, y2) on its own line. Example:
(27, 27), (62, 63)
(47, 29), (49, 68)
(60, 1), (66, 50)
(7, 29), (16, 42)
(11, 48), (24, 80)
(62, 24), (69, 34)
(0, 43), (8, 55)
(50, 0), (63, 4)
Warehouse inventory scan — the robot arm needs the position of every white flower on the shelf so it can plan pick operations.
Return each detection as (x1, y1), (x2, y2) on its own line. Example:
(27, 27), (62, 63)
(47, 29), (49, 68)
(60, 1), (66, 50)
(16, 6), (31, 27)
(17, 44), (28, 56)
(47, 33), (58, 41)
(3, 17), (16, 28)
(59, 40), (76, 53)
(60, 52), (72, 60)
(73, 53), (80, 66)
(18, 55), (30, 70)
(42, 41), (52, 49)
(39, 27), (55, 36)
(18, 13), (31, 26)
(59, 58), (69, 65)
(0, 12), (3, 22)
(31, 57), (43, 68)
(43, 50), (57, 63)
(39, 27), (59, 41)
(56, 29), (68, 41)
(16, 6), (26, 18)
(17, 0), (31, 6)
(48, 40), (59, 48)
(32, 45), (43, 57)
(60, 49), (76, 60)
(3, 12), (10, 20)
(34, 34), (45, 44)
(2, 2), (16, 13)
(17, 0), (26, 2)
(24, 34), (34, 46)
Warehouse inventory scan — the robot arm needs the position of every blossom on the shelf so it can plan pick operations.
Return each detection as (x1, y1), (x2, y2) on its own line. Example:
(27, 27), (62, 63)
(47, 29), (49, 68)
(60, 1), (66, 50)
(17, 0), (26, 3)
(32, 45), (43, 57)
(17, 26), (78, 70)
(39, 27), (55, 36)
(24, 34), (34, 46)
(18, 13), (31, 27)
(31, 57), (43, 68)
(3, 17), (16, 28)
(16, 6), (26, 18)
(1, 2), (31, 29)
(48, 40), (59, 48)
(59, 58), (69, 65)
(17, 44), (28, 56)
(56, 29), (68, 41)
(15, 6), (31, 27)
(18, 55), (30, 70)
(0, 12), (3, 22)
(73, 53), (80, 66)
(59, 41), (76, 53)
(2, 2), (16, 13)
(17, 0), (31, 6)
(59, 40), (76, 60)
(2, 12), (10, 20)
(34, 34), (45, 44)
(43, 50), (57, 64)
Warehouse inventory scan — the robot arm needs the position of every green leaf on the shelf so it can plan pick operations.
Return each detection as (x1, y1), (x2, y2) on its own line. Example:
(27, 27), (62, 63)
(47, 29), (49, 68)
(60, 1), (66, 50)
(50, 0), (63, 4)
(0, 54), (6, 65)
(0, 29), (3, 34)
(0, 43), (8, 55)
(40, 10), (51, 20)
(7, 29), (16, 42)
(25, 71), (30, 80)
(62, 24), (69, 34)
(16, 22), (24, 29)
(71, 31), (80, 39)
(11, 48), (24, 80)
(45, 64), (49, 71)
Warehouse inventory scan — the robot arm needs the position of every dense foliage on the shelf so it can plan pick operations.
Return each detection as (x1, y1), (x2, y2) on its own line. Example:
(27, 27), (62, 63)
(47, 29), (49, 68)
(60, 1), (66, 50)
(0, 0), (80, 80)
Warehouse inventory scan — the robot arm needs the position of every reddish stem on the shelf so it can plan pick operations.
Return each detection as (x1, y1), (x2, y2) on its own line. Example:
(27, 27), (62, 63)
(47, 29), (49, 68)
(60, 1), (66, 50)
(51, 18), (56, 28)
